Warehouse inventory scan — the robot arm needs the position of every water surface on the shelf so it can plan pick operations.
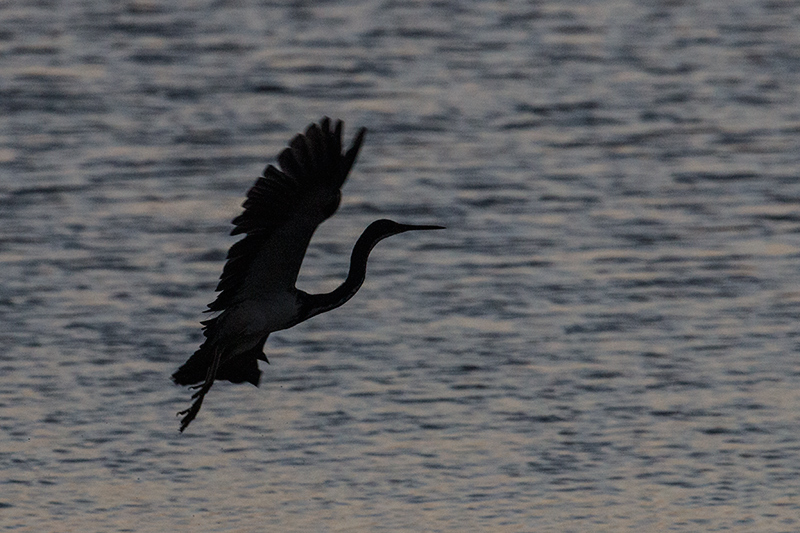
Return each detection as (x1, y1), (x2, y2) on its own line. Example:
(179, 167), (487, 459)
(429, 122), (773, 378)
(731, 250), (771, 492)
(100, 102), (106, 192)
(2, 1), (800, 531)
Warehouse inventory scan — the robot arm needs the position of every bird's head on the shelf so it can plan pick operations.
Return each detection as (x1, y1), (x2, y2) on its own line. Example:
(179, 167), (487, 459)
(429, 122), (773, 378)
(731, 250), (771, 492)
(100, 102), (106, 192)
(353, 219), (444, 254)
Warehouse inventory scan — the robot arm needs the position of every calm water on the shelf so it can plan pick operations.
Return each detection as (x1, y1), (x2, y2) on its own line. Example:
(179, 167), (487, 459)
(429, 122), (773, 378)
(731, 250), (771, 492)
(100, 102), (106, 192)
(2, 0), (800, 531)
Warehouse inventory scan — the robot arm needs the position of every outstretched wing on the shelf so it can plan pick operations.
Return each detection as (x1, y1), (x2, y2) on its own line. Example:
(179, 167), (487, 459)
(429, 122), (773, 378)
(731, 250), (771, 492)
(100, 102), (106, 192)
(207, 117), (366, 312)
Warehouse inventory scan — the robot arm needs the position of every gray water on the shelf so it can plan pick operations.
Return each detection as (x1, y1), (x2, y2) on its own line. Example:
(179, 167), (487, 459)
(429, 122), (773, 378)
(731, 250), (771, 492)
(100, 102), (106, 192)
(2, 1), (800, 531)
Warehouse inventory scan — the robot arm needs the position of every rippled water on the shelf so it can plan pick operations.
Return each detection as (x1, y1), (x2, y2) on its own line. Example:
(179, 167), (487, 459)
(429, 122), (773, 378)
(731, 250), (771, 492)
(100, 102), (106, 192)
(2, 0), (800, 531)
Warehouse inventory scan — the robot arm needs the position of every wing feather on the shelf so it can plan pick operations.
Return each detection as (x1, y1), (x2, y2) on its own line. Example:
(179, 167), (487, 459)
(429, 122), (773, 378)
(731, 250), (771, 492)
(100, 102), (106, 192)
(206, 117), (366, 313)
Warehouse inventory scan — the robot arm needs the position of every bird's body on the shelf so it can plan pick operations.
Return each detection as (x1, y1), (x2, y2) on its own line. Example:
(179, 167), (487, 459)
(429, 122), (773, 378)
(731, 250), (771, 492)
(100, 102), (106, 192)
(173, 118), (442, 432)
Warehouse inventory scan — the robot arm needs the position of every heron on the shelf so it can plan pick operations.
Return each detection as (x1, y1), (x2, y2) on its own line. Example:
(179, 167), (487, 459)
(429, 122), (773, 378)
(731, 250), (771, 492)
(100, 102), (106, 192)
(172, 117), (444, 432)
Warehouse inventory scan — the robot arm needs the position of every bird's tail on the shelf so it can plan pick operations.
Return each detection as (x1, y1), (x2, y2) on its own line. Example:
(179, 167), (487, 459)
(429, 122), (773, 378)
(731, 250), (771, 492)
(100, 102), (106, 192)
(172, 343), (214, 386)
(173, 340), (267, 388)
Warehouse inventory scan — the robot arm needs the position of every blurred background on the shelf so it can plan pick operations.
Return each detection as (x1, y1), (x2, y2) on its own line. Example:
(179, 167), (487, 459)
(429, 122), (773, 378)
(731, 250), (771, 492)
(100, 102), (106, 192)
(1, 0), (799, 531)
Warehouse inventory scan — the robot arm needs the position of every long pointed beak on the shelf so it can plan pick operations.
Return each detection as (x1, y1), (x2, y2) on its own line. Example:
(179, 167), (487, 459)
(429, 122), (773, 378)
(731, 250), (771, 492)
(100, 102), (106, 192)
(399, 223), (445, 232)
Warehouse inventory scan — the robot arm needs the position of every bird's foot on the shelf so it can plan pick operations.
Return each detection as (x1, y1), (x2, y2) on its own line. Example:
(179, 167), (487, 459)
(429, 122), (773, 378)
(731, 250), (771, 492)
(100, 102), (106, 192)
(177, 380), (213, 432)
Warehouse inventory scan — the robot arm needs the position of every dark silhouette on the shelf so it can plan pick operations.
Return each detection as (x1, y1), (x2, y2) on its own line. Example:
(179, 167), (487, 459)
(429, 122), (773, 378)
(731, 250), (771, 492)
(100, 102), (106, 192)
(173, 118), (443, 431)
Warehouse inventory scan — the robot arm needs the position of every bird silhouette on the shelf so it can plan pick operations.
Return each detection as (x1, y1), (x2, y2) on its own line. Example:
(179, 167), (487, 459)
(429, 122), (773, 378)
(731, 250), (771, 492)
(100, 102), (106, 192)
(172, 117), (443, 431)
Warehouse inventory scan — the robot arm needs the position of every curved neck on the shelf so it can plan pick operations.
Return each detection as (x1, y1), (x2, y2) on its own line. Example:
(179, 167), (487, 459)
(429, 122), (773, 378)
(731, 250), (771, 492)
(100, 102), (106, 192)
(301, 231), (381, 321)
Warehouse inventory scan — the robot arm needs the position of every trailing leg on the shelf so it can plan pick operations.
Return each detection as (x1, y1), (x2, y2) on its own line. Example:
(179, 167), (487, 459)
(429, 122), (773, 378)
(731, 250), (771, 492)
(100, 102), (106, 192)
(177, 346), (221, 432)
